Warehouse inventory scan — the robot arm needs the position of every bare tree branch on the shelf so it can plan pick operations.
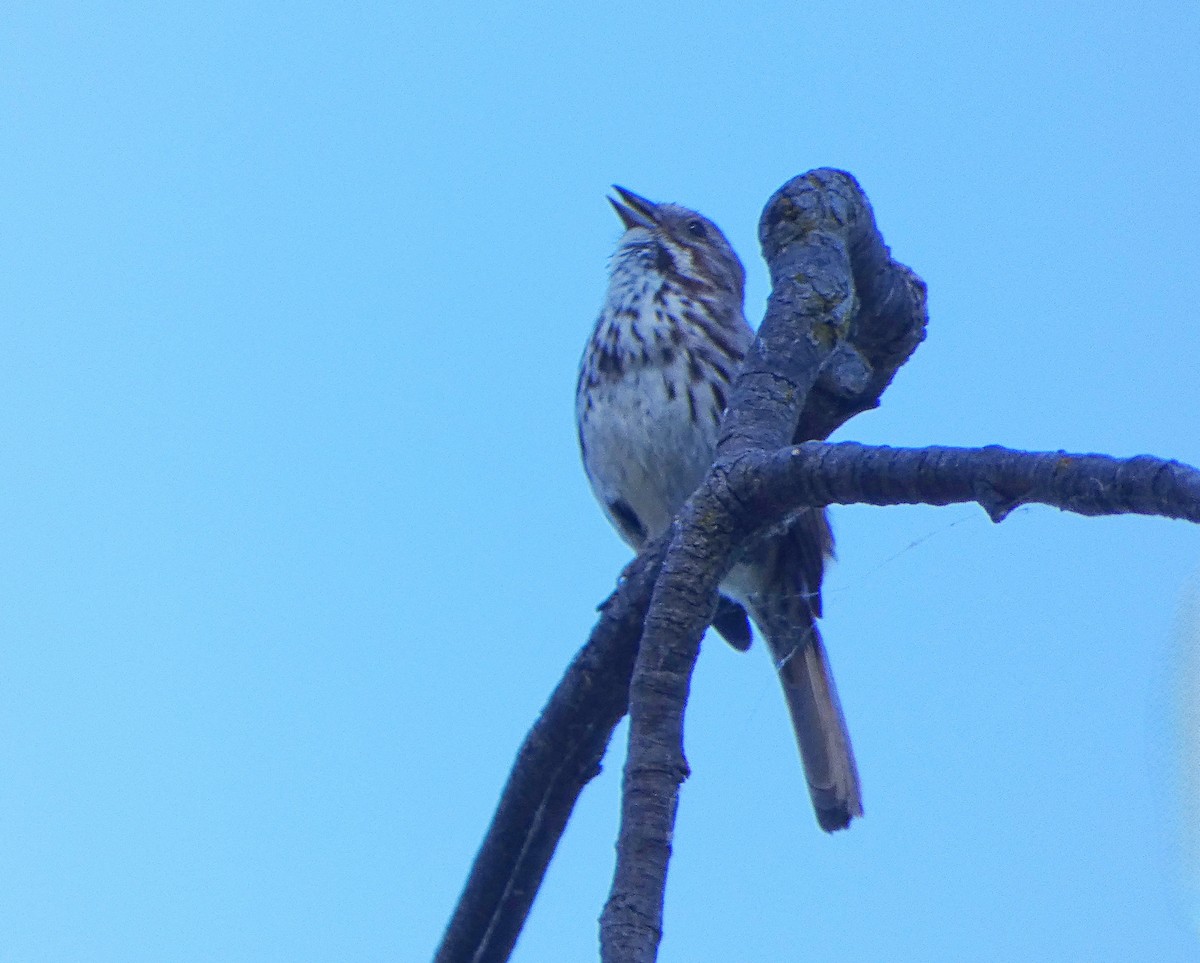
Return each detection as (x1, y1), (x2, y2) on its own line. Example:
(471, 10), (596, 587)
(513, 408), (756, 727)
(433, 542), (665, 963)
(434, 169), (1199, 963)
(749, 442), (1200, 524)
(436, 441), (1200, 963)
(719, 169), (926, 457)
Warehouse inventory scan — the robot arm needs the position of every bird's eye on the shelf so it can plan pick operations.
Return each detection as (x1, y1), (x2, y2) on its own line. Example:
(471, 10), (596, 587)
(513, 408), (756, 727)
(686, 219), (708, 238)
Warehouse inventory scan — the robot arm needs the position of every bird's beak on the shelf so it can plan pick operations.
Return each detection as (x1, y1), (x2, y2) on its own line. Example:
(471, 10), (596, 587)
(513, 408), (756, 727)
(608, 185), (659, 231)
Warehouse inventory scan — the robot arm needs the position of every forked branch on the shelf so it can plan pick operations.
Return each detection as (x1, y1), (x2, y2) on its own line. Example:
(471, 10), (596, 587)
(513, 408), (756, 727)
(434, 170), (1200, 963)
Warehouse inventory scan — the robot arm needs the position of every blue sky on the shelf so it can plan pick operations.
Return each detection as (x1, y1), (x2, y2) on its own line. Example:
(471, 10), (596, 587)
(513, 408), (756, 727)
(3, 1), (1199, 960)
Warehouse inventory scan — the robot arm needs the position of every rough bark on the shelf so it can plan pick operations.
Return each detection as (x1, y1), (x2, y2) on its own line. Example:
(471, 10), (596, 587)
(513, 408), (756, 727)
(433, 542), (666, 963)
(434, 169), (1200, 963)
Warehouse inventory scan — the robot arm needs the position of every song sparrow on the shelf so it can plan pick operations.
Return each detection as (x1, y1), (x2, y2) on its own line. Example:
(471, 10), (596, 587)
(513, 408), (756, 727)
(576, 187), (862, 832)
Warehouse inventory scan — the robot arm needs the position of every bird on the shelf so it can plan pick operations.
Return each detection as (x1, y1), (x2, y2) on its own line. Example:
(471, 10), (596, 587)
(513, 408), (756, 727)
(575, 186), (862, 832)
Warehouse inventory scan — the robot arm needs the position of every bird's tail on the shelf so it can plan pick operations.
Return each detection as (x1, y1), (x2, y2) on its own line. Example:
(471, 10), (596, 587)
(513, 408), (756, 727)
(733, 509), (861, 832)
(766, 623), (862, 832)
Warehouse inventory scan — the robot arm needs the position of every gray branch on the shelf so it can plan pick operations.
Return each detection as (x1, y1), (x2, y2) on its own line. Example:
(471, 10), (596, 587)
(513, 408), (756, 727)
(433, 170), (1199, 963)
(433, 541), (665, 963)
(748, 442), (1200, 525)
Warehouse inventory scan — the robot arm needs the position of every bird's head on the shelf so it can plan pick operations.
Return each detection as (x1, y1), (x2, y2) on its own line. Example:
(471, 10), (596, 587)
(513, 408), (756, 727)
(608, 186), (745, 300)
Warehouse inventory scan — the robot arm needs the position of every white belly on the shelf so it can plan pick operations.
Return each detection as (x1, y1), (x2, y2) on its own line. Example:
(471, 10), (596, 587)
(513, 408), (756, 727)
(579, 361), (720, 546)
